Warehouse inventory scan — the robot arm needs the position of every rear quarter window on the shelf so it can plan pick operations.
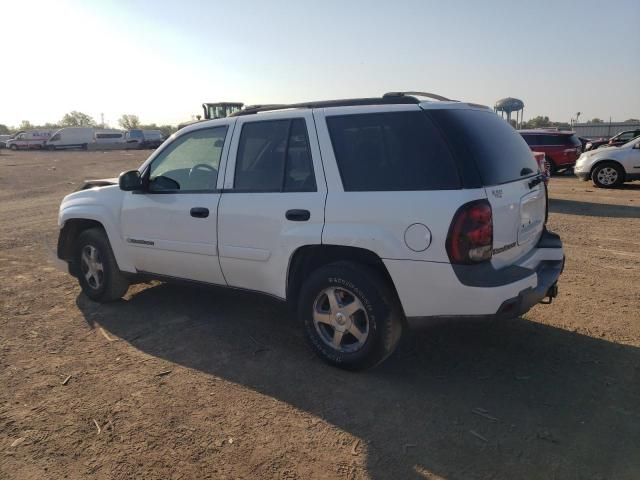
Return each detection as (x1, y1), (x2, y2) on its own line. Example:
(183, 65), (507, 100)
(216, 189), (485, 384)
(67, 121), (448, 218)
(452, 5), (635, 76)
(326, 111), (460, 191)
(427, 109), (539, 186)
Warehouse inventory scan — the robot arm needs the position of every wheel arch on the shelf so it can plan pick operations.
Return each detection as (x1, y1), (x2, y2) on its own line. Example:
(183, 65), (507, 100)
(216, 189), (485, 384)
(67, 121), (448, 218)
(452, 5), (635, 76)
(58, 208), (135, 274)
(286, 244), (401, 311)
(590, 159), (626, 176)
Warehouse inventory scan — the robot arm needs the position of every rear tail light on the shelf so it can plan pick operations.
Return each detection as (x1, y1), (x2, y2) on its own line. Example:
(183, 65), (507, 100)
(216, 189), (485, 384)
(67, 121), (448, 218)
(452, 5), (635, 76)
(446, 200), (493, 264)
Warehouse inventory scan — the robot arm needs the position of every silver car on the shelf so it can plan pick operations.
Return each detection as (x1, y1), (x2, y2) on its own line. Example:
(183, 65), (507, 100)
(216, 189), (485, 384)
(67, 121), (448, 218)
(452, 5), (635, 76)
(575, 137), (640, 188)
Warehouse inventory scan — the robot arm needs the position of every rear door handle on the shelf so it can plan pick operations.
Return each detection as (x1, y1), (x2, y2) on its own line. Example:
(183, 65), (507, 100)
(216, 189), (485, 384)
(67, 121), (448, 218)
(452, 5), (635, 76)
(285, 209), (310, 221)
(190, 207), (209, 218)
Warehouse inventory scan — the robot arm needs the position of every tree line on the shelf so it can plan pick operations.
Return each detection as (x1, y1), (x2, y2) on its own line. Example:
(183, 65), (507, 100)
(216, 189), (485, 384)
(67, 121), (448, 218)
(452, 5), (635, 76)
(520, 116), (639, 129)
(0, 112), (177, 138)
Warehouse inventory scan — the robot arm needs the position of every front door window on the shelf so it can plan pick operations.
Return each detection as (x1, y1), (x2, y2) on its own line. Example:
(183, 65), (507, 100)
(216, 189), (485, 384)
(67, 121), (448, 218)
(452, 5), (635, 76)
(148, 126), (228, 192)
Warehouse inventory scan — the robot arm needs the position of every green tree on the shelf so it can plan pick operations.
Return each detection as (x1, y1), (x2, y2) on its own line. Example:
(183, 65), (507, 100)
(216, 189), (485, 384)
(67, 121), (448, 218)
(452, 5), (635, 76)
(0, 124), (9, 134)
(521, 116), (551, 129)
(588, 118), (604, 124)
(60, 111), (96, 127)
(18, 120), (34, 131)
(118, 114), (140, 130)
(623, 118), (640, 123)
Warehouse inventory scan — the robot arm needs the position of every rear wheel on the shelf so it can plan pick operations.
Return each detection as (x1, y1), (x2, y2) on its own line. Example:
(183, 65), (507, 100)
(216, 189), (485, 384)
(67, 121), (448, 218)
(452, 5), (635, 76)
(592, 162), (624, 188)
(74, 228), (129, 302)
(298, 261), (403, 370)
(547, 159), (558, 176)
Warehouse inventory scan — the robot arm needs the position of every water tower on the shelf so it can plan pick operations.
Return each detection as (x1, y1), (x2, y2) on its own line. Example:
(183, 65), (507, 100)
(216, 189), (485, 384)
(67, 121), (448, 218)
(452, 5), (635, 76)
(494, 97), (524, 128)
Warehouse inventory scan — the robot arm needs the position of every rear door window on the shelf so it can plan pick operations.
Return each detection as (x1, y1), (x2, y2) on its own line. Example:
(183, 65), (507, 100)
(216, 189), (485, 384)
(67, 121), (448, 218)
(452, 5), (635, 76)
(427, 109), (539, 186)
(326, 111), (460, 191)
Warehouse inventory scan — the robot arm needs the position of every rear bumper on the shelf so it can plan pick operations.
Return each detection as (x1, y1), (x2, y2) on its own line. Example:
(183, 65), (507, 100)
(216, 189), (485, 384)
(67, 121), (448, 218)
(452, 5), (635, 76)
(385, 229), (565, 324)
(405, 256), (563, 328)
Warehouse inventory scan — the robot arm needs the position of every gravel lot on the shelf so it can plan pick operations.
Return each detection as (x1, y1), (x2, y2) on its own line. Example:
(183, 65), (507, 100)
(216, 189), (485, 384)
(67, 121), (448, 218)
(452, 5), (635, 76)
(1, 149), (639, 480)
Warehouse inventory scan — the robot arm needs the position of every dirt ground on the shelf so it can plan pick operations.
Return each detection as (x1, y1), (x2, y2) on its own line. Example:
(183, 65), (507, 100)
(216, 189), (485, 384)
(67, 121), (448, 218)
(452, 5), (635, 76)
(1, 149), (639, 480)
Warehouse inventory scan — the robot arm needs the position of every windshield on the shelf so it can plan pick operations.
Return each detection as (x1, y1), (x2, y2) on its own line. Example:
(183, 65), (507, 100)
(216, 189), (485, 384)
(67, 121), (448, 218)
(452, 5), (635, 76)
(622, 137), (640, 148)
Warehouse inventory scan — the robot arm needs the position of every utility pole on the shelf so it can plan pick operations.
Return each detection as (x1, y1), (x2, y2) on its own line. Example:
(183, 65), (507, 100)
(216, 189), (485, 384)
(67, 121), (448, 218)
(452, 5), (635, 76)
(100, 113), (104, 128)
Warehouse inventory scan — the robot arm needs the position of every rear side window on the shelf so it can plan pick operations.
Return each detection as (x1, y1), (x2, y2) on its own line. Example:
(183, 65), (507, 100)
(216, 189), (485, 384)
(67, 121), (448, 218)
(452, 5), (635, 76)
(428, 109), (539, 186)
(521, 134), (539, 146)
(566, 134), (581, 147)
(234, 118), (316, 192)
(96, 133), (123, 139)
(326, 111), (460, 191)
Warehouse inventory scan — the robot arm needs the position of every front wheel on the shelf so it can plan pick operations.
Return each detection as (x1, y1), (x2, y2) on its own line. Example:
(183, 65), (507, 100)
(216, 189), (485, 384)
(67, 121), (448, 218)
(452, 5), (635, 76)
(9, 144), (18, 151)
(592, 162), (624, 188)
(298, 262), (403, 370)
(74, 228), (129, 302)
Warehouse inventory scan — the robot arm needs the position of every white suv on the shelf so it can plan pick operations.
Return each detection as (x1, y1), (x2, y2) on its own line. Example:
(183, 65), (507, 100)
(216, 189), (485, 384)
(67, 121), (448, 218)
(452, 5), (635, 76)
(56, 92), (565, 369)
(575, 137), (640, 188)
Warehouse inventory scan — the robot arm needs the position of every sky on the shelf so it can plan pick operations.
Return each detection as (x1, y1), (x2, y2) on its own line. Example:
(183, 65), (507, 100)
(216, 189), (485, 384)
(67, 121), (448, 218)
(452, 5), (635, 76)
(1, 0), (639, 128)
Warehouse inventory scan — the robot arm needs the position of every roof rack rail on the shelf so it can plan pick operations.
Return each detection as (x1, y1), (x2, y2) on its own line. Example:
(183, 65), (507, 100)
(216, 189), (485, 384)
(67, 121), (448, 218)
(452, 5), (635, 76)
(229, 92), (449, 117)
(383, 91), (453, 102)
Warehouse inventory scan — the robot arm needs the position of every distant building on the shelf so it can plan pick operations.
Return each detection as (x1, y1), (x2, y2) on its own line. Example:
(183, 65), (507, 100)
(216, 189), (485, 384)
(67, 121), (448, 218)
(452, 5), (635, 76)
(572, 122), (640, 138)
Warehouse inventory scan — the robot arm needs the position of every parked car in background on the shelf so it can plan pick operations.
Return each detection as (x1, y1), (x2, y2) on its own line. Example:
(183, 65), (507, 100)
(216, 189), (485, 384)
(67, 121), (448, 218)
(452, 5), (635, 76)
(46, 127), (95, 150)
(125, 129), (164, 149)
(575, 136), (640, 188)
(519, 130), (582, 174)
(0, 134), (12, 148)
(55, 92), (564, 370)
(584, 130), (640, 151)
(5, 130), (54, 150)
(578, 137), (590, 151)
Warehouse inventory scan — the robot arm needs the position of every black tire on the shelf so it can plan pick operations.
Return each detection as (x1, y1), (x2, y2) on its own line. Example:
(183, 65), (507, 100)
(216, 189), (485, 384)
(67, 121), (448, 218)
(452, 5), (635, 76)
(74, 228), (129, 302)
(298, 261), (404, 370)
(9, 144), (17, 151)
(82, 143), (88, 150)
(592, 161), (624, 189)
(48, 145), (56, 151)
(547, 159), (558, 176)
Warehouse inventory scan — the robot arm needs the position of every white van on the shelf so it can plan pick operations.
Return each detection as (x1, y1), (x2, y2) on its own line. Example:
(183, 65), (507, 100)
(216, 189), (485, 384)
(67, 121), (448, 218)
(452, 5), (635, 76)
(46, 127), (95, 150)
(94, 129), (125, 145)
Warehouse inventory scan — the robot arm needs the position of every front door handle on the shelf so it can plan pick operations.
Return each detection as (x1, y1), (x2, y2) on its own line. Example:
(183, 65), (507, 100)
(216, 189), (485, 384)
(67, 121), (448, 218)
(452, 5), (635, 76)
(190, 207), (209, 218)
(285, 209), (310, 221)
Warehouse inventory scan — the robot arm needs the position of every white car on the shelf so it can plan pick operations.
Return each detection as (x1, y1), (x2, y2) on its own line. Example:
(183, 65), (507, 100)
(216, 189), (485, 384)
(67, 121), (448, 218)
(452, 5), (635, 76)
(56, 92), (565, 369)
(575, 137), (640, 188)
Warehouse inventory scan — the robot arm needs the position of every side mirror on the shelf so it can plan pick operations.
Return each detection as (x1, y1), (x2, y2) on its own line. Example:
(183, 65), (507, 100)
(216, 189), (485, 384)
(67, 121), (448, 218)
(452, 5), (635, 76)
(119, 170), (142, 191)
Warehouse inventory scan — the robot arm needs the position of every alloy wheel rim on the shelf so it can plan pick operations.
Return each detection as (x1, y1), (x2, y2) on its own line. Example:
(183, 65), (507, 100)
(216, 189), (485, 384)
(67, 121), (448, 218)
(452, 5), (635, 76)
(312, 286), (369, 353)
(80, 245), (104, 290)
(597, 167), (618, 185)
